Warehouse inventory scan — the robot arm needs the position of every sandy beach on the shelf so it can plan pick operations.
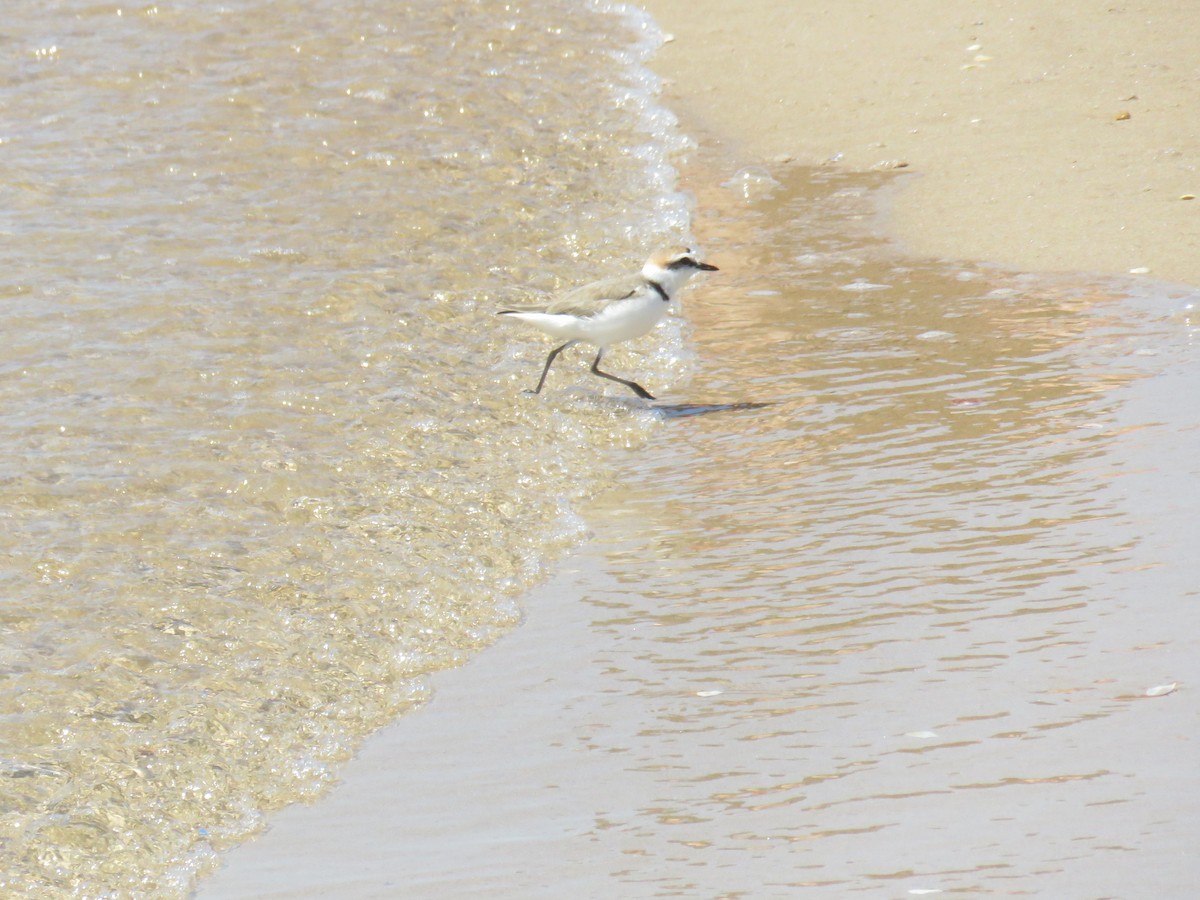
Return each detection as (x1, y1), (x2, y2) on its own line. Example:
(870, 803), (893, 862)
(198, 3), (1200, 896)
(648, 0), (1200, 287)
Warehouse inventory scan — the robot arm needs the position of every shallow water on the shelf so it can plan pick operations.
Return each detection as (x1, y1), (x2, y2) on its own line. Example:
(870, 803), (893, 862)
(7, 1), (1199, 896)
(201, 159), (1200, 898)
(0, 1), (697, 894)
(567, 165), (1200, 895)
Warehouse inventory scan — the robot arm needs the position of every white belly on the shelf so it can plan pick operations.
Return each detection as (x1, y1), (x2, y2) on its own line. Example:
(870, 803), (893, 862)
(506, 292), (668, 347)
(581, 292), (668, 344)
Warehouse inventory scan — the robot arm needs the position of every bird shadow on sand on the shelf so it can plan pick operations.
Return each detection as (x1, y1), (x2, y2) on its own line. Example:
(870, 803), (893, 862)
(650, 401), (774, 419)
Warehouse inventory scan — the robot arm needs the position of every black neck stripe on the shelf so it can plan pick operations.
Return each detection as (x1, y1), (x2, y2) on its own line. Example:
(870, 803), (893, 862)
(649, 280), (669, 301)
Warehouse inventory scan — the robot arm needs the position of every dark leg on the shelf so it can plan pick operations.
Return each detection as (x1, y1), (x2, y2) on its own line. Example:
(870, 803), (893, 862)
(527, 340), (578, 394)
(590, 349), (655, 400)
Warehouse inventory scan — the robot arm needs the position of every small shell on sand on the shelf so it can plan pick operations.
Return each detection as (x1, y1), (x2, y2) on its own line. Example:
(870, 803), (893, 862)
(1145, 683), (1178, 697)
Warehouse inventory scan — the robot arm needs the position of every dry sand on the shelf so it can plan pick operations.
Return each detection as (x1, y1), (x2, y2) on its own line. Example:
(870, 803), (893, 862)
(645, 0), (1200, 286)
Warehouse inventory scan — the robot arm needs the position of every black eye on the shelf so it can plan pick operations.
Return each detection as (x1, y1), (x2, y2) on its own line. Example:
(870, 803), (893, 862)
(669, 257), (696, 270)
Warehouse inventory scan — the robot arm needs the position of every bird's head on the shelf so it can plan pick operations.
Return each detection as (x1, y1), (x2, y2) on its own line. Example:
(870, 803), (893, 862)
(642, 246), (719, 297)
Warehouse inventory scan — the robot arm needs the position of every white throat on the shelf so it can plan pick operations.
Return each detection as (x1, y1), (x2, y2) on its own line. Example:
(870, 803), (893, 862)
(641, 262), (697, 300)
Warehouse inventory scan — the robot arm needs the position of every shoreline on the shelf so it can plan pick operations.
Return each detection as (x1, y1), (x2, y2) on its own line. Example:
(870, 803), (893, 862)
(196, 4), (1200, 896)
(197, 552), (618, 899)
(642, 0), (1200, 287)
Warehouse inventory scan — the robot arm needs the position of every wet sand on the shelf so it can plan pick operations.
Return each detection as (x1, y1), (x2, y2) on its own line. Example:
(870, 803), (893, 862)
(197, 4), (1200, 897)
(198, 555), (621, 899)
(647, 0), (1200, 287)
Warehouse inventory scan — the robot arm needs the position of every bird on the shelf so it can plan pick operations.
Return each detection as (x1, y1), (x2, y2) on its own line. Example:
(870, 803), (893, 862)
(497, 246), (718, 400)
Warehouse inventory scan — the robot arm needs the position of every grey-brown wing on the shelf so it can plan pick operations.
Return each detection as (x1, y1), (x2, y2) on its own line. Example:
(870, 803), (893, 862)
(543, 273), (642, 317)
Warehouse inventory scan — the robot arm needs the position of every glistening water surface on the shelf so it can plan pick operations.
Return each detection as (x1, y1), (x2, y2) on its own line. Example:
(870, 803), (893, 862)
(6, 1), (1198, 895)
(0, 1), (698, 894)
(202, 162), (1200, 898)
